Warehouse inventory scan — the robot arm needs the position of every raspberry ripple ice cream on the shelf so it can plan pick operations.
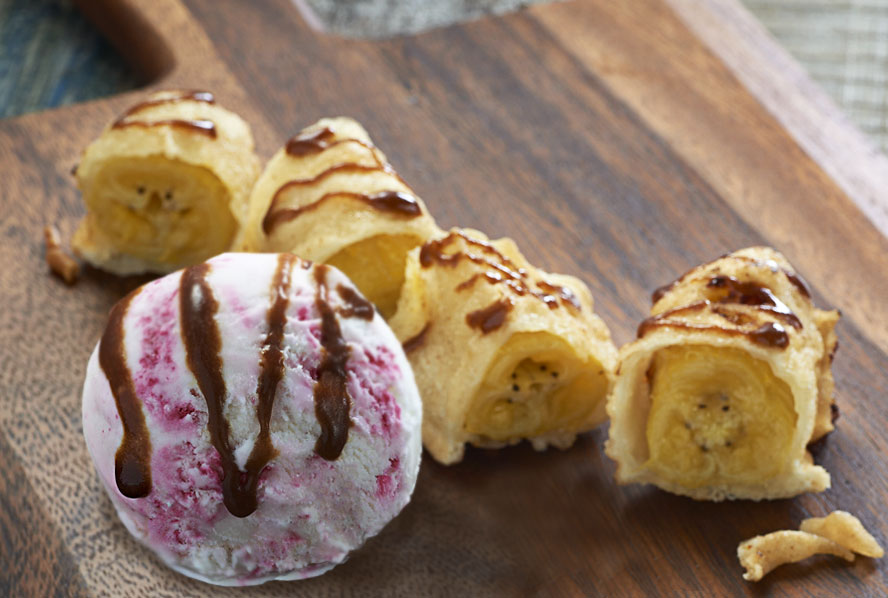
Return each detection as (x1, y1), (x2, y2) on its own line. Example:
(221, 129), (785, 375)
(81, 252), (422, 585)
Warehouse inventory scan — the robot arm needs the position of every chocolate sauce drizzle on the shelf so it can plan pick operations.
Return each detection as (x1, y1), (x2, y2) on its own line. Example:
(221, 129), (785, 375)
(706, 275), (801, 329)
(419, 232), (581, 327)
(639, 274), (801, 349)
(118, 90), (215, 120)
(313, 265), (353, 461)
(402, 322), (431, 353)
(235, 253), (298, 516)
(112, 118), (217, 138)
(264, 190), (420, 234)
(466, 299), (514, 333)
(112, 91), (218, 139)
(284, 128), (384, 164)
(336, 284), (375, 320)
(285, 127), (336, 156)
(99, 289), (152, 499)
(748, 322), (789, 349)
(784, 271), (811, 298)
(651, 254), (812, 304)
(181, 262), (259, 517)
(262, 163), (418, 234)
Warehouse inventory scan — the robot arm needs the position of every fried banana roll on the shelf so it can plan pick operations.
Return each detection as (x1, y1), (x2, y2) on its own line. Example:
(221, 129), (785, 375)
(389, 228), (617, 465)
(73, 90), (260, 274)
(607, 247), (839, 500)
(239, 117), (440, 318)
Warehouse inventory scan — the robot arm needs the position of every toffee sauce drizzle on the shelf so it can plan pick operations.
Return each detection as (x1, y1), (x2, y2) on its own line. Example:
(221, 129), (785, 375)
(112, 91), (218, 139)
(419, 232), (580, 324)
(100, 289), (153, 499)
(313, 265), (353, 461)
(336, 284), (375, 320)
(180, 263), (255, 517)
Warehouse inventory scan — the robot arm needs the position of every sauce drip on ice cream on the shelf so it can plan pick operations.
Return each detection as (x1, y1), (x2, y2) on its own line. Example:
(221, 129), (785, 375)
(99, 289), (152, 499)
(104, 254), (365, 517)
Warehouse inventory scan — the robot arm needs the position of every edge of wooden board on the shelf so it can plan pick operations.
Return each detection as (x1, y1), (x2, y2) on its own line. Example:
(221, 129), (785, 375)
(666, 0), (888, 238)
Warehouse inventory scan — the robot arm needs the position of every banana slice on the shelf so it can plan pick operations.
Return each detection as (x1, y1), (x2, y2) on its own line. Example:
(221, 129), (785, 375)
(607, 247), (839, 500)
(238, 117), (440, 318)
(73, 90), (260, 274)
(390, 228), (617, 464)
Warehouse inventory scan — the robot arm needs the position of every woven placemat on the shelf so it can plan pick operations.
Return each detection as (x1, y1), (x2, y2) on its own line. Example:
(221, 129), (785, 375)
(0, 0), (139, 119)
(744, 0), (888, 153)
(1, 0), (885, 157)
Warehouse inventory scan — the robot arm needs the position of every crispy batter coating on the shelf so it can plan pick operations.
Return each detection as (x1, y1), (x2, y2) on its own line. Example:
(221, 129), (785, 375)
(73, 90), (260, 275)
(607, 247), (839, 500)
(738, 530), (854, 582)
(238, 117), (440, 318)
(801, 511), (884, 558)
(389, 228), (616, 464)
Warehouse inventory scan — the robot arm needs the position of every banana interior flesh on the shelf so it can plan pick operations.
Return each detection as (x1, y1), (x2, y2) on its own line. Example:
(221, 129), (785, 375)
(390, 228), (618, 464)
(326, 233), (419, 318)
(606, 246), (837, 500)
(467, 333), (610, 447)
(72, 89), (260, 275)
(82, 158), (235, 268)
(239, 117), (440, 318)
(645, 345), (796, 488)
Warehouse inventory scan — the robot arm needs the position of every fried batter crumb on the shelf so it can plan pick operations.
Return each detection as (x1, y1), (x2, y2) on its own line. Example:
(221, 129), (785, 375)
(44, 225), (80, 285)
(738, 510), (883, 581)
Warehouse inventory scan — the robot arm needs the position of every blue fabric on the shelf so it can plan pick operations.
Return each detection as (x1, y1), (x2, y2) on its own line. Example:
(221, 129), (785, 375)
(0, 0), (139, 118)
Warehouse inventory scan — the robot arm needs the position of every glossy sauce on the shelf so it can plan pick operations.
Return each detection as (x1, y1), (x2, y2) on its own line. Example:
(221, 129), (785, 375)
(264, 190), (421, 234)
(313, 265), (353, 460)
(466, 299), (514, 333)
(706, 275), (801, 329)
(420, 232), (580, 313)
(180, 263), (258, 517)
(262, 162), (416, 234)
(285, 127), (336, 156)
(748, 322), (789, 349)
(99, 289), (152, 499)
(112, 91), (217, 139)
(402, 322), (431, 353)
(112, 118), (217, 139)
(336, 284), (375, 320)
(117, 90), (215, 120)
(238, 254), (297, 516)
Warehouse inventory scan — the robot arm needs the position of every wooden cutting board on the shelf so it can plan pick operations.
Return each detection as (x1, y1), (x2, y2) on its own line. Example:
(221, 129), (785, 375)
(2, 0), (887, 595)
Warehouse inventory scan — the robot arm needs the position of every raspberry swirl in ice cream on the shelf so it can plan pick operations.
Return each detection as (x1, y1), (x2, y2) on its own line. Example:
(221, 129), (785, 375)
(82, 253), (423, 585)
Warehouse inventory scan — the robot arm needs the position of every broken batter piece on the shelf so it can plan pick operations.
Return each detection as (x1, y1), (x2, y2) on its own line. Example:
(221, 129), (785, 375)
(72, 90), (260, 275)
(738, 530), (853, 582)
(389, 228), (617, 465)
(238, 117), (440, 318)
(738, 511), (882, 581)
(44, 225), (79, 284)
(800, 511), (884, 558)
(607, 247), (839, 500)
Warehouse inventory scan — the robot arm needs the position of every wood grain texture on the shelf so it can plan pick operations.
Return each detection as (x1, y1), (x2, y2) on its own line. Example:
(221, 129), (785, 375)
(1, 0), (887, 595)
(668, 0), (888, 237)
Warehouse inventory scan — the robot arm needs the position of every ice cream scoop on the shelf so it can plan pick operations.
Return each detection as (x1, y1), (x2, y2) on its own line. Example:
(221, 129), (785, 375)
(81, 252), (422, 585)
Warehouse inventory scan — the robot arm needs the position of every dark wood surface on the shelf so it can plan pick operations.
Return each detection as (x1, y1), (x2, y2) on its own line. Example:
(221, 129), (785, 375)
(1, 0), (887, 595)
